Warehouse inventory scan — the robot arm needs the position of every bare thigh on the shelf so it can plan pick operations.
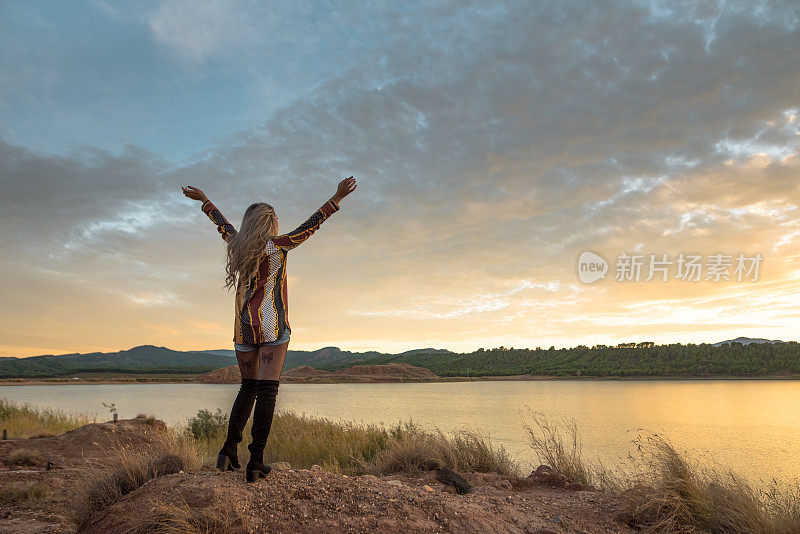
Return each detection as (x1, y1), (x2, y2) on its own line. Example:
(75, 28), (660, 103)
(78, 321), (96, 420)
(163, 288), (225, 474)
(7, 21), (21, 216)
(256, 342), (289, 381)
(236, 349), (259, 379)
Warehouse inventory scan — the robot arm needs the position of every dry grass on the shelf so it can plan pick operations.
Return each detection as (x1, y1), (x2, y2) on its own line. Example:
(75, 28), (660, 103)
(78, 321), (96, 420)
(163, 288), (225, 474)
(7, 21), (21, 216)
(620, 435), (800, 534)
(135, 413), (158, 425)
(15, 400), (795, 533)
(266, 411), (393, 474)
(0, 398), (94, 438)
(0, 481), (49, 503)
(523, 409), (611, 488)
(523, 411), (800, 534)
(373, 424), (518, 476)
(7, 448), (46, 467)
(189, 409), (518, 477)
(72, 429), (203, 529)
(127, 500), (240, 534)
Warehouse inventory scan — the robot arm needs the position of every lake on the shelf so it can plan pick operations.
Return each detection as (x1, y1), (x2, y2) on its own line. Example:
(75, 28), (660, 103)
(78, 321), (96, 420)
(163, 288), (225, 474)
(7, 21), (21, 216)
(2, 379), (799, 484)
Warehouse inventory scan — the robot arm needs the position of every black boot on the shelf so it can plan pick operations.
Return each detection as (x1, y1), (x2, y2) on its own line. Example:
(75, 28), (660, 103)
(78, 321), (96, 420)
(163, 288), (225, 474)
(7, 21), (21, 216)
(246, 379), (279, 482)
(217, 378), (258, 471)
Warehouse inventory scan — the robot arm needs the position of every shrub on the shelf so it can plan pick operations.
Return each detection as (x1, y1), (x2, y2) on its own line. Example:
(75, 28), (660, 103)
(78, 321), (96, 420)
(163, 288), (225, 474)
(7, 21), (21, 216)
(187, 409), (227, 441)
(135, 413), (158, 426)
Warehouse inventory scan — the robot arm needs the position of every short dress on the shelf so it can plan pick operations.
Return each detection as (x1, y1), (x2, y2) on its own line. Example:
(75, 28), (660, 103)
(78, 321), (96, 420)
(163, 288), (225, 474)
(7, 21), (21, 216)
(200, 198), (340, 352)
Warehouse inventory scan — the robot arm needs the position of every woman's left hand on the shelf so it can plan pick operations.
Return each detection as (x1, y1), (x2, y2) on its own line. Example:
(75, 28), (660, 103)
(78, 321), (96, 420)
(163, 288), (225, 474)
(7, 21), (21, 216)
(182, 186), (208, 203)
(332, 176), (357, 204)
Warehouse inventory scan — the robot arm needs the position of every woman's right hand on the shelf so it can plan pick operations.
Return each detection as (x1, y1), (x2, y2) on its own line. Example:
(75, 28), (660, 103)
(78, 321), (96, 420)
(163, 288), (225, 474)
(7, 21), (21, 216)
(182, 186), (208, 203)
(332, 176), (357, 204)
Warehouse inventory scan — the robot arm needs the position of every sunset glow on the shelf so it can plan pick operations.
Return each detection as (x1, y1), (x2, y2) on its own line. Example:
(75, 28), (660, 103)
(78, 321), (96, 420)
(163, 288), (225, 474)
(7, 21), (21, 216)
(1, 1), (799, 357)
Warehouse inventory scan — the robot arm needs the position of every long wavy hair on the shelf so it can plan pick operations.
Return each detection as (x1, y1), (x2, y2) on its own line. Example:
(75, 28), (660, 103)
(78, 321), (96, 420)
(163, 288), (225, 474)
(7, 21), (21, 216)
(225, 202), (277, 290)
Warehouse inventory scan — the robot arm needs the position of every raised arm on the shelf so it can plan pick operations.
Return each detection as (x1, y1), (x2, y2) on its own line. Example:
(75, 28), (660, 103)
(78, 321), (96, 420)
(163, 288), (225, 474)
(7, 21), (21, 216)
(271, 176), (357, 251)
(182, 185), (237, 242)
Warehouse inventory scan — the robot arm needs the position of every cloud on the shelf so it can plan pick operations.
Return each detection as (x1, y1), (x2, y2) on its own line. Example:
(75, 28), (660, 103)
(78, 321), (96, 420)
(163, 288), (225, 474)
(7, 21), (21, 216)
(147, 0), (254, 63)
(2, 0), (800, 355)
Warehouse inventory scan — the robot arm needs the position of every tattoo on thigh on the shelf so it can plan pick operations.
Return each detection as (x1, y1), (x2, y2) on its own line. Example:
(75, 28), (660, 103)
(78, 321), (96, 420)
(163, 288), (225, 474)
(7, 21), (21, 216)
(260, 351), (274, 365)
(240, 359), (254, 370)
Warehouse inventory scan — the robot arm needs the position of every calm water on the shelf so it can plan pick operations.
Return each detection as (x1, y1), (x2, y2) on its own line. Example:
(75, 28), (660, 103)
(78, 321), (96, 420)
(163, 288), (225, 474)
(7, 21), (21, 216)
(2, 380), (799, 483)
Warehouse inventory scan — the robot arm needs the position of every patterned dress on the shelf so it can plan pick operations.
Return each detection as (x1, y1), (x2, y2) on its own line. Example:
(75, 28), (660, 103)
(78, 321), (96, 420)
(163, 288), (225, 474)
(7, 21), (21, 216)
(201, 199), (340, 344)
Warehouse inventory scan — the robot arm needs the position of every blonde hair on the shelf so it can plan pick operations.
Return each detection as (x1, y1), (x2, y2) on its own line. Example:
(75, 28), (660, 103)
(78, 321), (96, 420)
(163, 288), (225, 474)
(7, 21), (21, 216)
(225, 203), (277, 290)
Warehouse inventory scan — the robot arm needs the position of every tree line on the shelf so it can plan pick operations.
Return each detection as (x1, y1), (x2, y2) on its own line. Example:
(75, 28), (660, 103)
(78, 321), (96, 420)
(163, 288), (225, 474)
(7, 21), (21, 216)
(321, 342), (800, 377)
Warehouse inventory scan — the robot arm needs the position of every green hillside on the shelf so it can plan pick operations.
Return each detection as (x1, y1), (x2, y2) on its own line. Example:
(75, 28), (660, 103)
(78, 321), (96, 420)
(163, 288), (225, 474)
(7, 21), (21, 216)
(317, 342), (800, 377)
(5, 342), (798, 379)
(0, 345), (234, 378)
(0, 345), (449, 378)
(203, 346), (390, 370)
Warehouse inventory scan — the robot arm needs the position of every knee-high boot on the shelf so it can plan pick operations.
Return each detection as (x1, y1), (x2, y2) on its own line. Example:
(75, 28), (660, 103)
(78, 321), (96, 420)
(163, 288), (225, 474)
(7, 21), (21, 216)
(246, 379), (280, 482)
(217, 378), (258, 470)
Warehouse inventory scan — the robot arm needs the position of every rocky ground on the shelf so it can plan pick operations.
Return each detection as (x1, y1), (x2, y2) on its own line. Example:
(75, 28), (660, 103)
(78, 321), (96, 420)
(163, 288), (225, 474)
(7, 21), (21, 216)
(0, 419), (635, 533)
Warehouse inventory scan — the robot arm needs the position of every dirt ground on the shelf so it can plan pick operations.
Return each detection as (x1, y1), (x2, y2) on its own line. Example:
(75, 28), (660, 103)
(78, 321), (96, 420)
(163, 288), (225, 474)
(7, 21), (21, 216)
(0, 419), (635, 533)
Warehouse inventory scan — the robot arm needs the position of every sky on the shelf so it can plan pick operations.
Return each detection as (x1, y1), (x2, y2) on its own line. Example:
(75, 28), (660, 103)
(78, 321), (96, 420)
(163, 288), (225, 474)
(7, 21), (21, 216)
(1, 0), (799, 357)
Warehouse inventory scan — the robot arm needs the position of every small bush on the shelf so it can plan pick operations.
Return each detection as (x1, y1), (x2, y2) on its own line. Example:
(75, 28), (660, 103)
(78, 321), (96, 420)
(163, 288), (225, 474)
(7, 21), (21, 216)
(135, 414), (158, 426)
(187, 409), (227, 441)
(7, 448), (46, 467)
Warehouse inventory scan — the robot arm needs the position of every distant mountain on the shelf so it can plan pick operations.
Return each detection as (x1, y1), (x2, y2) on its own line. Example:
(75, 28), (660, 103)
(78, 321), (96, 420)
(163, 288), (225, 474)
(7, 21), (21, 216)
(199, 346), (450, 370)
(201, 349), (236, 358)
(1, 345), (452, 377)
(713, 337), (785, 347)
(199, 346), (373, 369)
(0, 345), (235, 378)
(4, 342), (799, 379)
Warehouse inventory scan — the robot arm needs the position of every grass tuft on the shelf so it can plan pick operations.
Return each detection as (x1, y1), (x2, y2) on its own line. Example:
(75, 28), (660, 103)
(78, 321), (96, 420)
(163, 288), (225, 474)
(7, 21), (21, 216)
(135, 413), (158, 425)
(7, 448), (46, 467)
(523, 409), (604, 487)
(0, 481), (49, 503)
(0, 398), (94, 438)
(73, 430), (202, 529)
(373, 425), (518, 476)
(127, 499), (239, 534)
(620, 435), (800, 534)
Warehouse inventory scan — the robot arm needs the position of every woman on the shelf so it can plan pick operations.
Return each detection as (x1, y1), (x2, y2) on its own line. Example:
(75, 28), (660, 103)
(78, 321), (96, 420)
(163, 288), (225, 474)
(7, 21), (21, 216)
(182, 177), (357, 482)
